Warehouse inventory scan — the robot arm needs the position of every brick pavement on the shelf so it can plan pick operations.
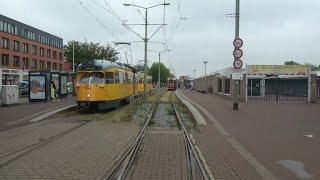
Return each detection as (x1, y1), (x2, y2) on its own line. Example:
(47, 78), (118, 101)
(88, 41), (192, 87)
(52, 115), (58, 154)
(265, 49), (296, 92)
(0, 96), (76, 131)
(181, 89), (320, 180)
(0, 119), (140, 179)
(0, 112), (85, 165)
(126, 128), (188, 180)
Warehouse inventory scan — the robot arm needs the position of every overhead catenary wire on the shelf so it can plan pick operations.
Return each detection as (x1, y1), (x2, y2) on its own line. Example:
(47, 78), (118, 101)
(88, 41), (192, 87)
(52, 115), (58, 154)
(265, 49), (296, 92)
(89, 0), (144, 63)
(75, 0), (120, 41)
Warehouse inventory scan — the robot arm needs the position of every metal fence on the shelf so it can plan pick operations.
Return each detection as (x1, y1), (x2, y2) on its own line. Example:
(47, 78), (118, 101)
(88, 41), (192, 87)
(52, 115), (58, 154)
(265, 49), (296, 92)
(224, 78), (231, 94)
(218, 79), (222, 92)
(247, 78), (308, 102)
(317, 78), (320, 101)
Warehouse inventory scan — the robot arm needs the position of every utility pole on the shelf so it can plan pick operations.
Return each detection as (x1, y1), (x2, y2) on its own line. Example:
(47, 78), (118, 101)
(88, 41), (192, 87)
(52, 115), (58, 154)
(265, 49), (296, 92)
(233, 0), (240, 110)
(123, 3), (170, 96)
(158, 52), (161, 87)
(203, 61), (208, 92)
(72, 41), (75, 73)
(193, 69), (196, 80)
(149, 49), (170, 88)
(144, 9), (148, 93)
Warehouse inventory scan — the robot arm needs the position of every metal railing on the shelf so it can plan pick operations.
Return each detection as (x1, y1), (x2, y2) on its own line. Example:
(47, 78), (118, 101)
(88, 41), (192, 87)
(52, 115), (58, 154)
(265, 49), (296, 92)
(130, 92), (145, 106)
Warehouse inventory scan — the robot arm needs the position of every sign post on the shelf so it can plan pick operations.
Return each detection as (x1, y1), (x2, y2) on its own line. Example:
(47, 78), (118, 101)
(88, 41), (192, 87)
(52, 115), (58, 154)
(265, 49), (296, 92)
(232, 37), (243, 110)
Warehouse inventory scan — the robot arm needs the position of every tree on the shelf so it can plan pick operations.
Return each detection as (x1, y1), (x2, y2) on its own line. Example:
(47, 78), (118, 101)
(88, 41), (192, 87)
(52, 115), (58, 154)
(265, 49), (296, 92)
(148, 62), (172, 85)
(64, 41), (119, 69)
(133, 63), (148, 73)
(284, 61), (300, 65)
(284, 61), (320, 71)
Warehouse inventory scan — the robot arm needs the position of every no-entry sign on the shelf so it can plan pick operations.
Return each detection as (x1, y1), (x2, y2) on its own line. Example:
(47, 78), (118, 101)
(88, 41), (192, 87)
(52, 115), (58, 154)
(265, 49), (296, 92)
(233, 49), (243, 59)
(233, 59), (243, 69)
(233, 38), (243, 49)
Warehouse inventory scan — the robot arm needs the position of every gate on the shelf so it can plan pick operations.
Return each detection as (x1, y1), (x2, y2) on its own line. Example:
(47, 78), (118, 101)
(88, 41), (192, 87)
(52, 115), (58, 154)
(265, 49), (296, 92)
(248, 78), (308, 102)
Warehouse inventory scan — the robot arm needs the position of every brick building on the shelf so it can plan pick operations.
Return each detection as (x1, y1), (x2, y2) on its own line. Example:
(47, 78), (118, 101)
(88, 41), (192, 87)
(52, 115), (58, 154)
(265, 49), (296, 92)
(0, 14), (71, 87)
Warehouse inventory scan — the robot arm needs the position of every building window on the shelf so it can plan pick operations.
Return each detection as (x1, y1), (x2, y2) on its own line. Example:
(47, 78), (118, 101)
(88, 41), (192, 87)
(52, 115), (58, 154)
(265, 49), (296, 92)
(46, 49), (51, 58)
(40, 60), (44, 69)
(59, 63), (63, 71)
(2, 38), (9, 49)
(0, 21), (3, 31)
(59, 52), (62, 60)
(23, 57), (29, 68)
(47, 61), (51, 69)
(3, 22), (7, 32)
(1, 54), (9, 66)
(23, 43), (29, 53)
(53, 62), (57, 70)
(31, 59), (37, 69)
(22, 29), (36, 40)
(13, 56), (20, 67)
(32, 45), (37, 55)
(13, 40), (19, 51)
(53, 51), (57, 59)
(40, 47), (44, 56)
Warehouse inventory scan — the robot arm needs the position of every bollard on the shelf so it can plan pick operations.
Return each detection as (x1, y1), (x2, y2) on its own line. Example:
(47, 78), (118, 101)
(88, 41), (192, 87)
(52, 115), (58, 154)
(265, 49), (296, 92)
(233, 102), (238, 110)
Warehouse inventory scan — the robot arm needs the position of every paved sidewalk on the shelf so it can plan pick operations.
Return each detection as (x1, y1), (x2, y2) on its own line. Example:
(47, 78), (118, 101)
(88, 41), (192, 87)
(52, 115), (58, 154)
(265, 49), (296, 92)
(0, 114), (140, 180)
(0, 96), (76, 131)
(181, 89), (320, 180)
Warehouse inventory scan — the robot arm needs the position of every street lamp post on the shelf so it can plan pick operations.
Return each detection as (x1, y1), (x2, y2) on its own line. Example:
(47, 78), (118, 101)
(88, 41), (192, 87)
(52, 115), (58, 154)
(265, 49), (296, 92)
(203, 61), (208, 92)
(123, 3), (170, 95)
(148, 49), (170, 88)
(193, 69), (196, 79)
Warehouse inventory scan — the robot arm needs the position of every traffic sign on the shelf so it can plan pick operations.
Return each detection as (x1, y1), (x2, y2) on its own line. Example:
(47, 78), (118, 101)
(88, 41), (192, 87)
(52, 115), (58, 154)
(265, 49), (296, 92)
(233, 49), (243, 58)
(233, 59), (243, 69)
(233, 38), (243, 49)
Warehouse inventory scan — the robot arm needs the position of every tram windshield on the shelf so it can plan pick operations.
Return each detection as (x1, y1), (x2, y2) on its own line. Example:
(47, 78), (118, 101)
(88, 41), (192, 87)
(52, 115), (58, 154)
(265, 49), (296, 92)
(79, 72), (104, 84)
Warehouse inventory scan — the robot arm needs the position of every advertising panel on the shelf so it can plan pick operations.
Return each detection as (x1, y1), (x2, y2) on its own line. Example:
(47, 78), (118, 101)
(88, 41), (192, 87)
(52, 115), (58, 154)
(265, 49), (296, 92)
(248, 65), (308, 75)
(29, 75), (46, 100)
(60, 75), (67, 95)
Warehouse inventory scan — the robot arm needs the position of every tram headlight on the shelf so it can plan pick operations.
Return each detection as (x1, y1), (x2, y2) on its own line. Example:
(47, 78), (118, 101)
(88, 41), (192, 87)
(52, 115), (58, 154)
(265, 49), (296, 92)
(86, 93), (91, 98)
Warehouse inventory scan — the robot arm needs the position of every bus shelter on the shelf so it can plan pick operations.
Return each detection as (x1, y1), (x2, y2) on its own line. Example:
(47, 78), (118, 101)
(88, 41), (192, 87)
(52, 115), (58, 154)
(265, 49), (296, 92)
(28, 70), (75, 102)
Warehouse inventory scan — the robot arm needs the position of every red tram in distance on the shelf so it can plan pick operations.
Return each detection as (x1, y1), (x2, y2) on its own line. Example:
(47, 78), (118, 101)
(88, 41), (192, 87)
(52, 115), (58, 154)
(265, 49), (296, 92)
(166, 77), (177, 91)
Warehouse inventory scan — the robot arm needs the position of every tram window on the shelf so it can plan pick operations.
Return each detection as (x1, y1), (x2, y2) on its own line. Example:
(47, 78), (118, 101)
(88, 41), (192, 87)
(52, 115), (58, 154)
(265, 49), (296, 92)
(114, 71), (120, 84)
(128, 74), (133, 84)
(119, 72), (124, 84)
(139, 78), (143, 84)
(105, 72), (114, 84)
(89, 72), (104, 84)
(79, 72), (104, 84)
(79, 73), (90, 84)
(125, 73), (129, 84)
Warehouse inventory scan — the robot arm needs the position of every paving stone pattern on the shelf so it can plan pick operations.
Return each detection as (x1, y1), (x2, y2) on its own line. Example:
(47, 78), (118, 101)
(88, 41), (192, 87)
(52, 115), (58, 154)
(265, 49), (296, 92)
(127, 130), (188, 180)
(0, 117), (83, 160)
(0, 121), (140, 180)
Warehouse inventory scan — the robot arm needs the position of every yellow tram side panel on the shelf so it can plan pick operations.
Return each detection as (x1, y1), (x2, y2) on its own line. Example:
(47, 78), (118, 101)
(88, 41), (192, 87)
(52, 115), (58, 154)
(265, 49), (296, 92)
(76, 68), (134, 102)
(136, 76), (153, 93)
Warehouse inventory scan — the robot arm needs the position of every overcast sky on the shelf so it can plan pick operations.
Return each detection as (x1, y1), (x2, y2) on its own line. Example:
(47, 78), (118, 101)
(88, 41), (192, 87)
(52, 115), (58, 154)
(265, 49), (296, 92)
(1, 0), (320, 77)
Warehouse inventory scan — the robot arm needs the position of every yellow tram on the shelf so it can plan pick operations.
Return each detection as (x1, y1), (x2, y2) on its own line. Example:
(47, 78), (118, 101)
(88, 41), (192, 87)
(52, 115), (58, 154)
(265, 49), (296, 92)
(136, 71), (153, 93)
(76, 59), (152, 110)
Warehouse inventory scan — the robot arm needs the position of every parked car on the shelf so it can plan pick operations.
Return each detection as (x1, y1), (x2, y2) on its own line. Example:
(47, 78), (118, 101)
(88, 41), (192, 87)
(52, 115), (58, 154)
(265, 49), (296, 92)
(20, 81), (29, 96)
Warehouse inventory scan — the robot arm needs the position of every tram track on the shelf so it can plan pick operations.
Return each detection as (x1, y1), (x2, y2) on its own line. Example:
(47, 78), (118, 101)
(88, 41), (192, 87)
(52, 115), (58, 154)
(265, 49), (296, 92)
(0, 119), (91, 168)
(105, 91), (209, 180)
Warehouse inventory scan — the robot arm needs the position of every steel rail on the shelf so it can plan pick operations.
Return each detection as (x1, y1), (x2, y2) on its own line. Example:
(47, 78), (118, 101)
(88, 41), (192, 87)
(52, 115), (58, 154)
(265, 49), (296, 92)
(105, 102), (157, 180)
(172, 102), (209, 180)
(0, 120), (90, 168)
